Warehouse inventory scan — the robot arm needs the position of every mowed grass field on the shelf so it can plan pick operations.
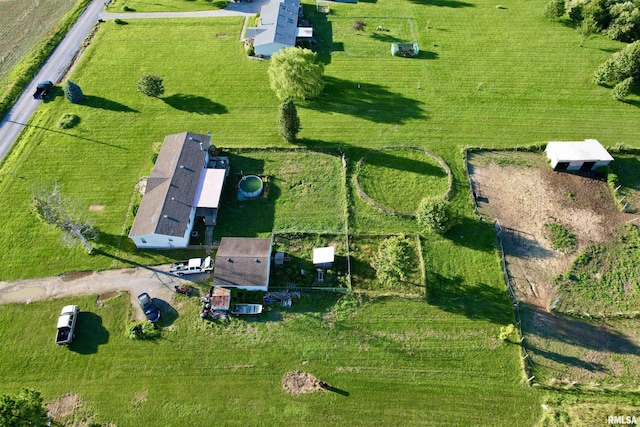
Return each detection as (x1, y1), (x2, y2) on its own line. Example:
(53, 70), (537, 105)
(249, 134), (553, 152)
(0, 293), (540, 426)
(213, 149), (347, 239)
(0, 0), (84, 89)
(107, 0), (228, 13)
(0, 0), (639, 422)
(0, 0), (638, 279)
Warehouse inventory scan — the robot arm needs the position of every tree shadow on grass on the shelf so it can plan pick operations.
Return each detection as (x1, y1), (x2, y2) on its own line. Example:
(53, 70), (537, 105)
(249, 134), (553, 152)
(442, 216), (501, 253)
(68, 311), (109, 354)
(527, 344), (609, 374)
(163, 94), (228, 115)
(426, 272), (513, 324)
(370, 32), (405, 44)
(306, 76), (427, 124)
(83, 95), (138, 113)
(7, 120), (127, 150)
(520, 304), (639, 354)
(407, 0), (474, 7)
(362, 147), (448, 177)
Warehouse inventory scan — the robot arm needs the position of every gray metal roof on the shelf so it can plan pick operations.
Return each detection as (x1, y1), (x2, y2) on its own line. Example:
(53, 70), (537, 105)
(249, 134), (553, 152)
(249, 0), (300, 48)
(130, 132), (209, 238)
(213, 238), (272, 288)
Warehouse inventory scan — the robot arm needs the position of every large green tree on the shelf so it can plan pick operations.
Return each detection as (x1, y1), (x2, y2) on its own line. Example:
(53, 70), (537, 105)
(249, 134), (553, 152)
(267, 48), (324, 101)
(137, 73), (164, 97)
(544, 0), (566, 20)
(0, 388), (48, 427)
(593, 40), (640, 99)
(278, 99), (301, 143)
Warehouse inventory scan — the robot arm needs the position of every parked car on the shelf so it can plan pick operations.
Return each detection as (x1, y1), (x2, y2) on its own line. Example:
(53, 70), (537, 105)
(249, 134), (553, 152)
(137, 293), (160, 322)
(33, 81), (54, 99)
(231, 303), (263, 316)
(55, 305), (79, 345)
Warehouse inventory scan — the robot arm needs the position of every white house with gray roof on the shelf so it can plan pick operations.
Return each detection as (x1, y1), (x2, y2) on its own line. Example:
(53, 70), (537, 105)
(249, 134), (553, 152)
(129, 132), (225, 249)
(246, 0), (312, 58)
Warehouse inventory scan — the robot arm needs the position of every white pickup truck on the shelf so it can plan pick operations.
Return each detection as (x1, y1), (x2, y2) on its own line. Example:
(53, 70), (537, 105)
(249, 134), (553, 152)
(170, 256), (214, 276)
(56, 305), (79, 345)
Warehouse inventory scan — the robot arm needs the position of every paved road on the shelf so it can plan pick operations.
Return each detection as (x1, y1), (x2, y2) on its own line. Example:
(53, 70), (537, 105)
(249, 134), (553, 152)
(0, 0), (264, 162)
(0, 0), (106, 160)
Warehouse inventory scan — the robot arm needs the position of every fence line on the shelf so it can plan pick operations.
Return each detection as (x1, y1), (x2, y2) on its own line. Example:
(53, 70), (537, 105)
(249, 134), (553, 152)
(494, 219), (535, 385)
(463, 148), (482, 220)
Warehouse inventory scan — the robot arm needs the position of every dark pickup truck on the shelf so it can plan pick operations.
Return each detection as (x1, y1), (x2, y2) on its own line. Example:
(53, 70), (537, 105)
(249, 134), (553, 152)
(33, 81), (54, 99)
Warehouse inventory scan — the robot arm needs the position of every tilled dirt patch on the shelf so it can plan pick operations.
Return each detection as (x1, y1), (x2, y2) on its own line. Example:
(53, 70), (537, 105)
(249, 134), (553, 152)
(282, 371), (326, 395)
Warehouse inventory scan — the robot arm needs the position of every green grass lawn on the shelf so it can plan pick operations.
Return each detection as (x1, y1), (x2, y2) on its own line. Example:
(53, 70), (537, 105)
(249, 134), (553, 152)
(0, 293), (540, 426)
(357, 147), (450, 215)
(107, 0), (229, 13)
(1, 0), (639, 279)
(213, 149), (347, 240)
(2, 0), (640, 421)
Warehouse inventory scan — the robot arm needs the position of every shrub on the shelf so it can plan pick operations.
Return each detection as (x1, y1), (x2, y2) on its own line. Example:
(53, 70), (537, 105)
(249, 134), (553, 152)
(247, 43), (255, 57)
(499, 324), (515, 341)
(64, 80), (83, 104)
(278, 98), (300, 143)
(352, 19), (366, 31)
(544, 0), (566, 19)
(114, 18), (127, 25)
(128, 322), (159, 340)
(612, 76), (635, 99)
(416, 198), (450, 235)
(137, 73), (164, 97)
(122, 5), (133, 11)
(544, 222), (577, 252)
(371, 236), (415, 289)
(568, 3), (584, 22)
(57, 113), (80, 129)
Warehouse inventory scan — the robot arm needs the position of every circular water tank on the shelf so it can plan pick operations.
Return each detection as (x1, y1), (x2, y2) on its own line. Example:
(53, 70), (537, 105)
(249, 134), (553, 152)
(238, 175), (263, 198)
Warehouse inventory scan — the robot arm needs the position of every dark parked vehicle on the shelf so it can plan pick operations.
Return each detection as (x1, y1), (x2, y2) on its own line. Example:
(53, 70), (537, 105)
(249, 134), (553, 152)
(33, 81), (54, 99)
(137, 293), (160, 323)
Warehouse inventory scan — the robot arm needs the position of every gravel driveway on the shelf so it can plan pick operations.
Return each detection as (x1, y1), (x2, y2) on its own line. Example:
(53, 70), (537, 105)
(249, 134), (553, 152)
(0, 266), (210, 320)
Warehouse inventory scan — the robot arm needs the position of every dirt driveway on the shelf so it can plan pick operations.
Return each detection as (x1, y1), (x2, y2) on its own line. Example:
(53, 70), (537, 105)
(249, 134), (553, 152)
(0, 266), (209, 320)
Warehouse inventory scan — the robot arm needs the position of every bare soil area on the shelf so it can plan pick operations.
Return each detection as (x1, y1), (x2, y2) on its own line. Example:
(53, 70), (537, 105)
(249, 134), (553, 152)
(282, 371), (326, 395)
(469, 151), (632, 310)
(468, 150), (640, 386)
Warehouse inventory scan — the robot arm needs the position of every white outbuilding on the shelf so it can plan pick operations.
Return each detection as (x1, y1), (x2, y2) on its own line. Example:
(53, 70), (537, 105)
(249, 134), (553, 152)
(545, 139), (614, 172)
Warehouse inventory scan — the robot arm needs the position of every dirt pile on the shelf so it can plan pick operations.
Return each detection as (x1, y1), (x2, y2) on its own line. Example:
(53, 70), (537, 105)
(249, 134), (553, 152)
(282, 371), (325, 394)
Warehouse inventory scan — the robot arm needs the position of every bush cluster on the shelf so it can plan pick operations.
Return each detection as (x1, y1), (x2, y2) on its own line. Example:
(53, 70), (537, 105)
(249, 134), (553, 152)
(57, 113), (80, 129)
(565, 0), (640, 43)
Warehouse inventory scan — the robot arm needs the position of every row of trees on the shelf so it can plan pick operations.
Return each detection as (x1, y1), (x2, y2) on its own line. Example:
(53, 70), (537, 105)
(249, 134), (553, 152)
(544, 0), (640, 99)
(545, 0), (640, 44)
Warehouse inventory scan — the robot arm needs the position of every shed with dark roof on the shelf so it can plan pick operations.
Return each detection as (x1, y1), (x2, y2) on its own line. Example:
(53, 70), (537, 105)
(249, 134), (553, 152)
(213, 238), (272, 291)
